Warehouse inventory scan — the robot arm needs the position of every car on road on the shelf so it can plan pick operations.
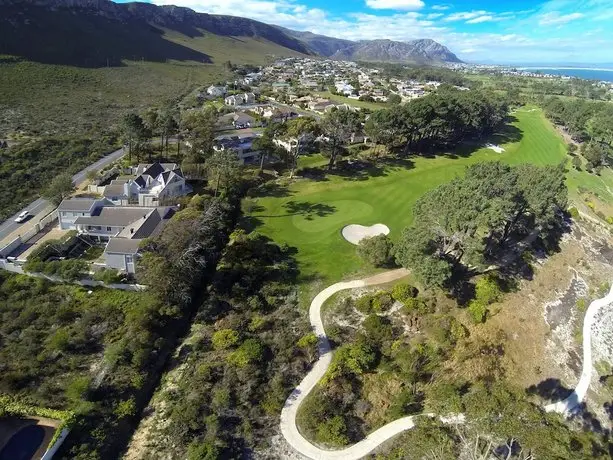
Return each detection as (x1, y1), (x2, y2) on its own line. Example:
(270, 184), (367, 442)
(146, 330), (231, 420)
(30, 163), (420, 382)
(14, 211), (29, 223)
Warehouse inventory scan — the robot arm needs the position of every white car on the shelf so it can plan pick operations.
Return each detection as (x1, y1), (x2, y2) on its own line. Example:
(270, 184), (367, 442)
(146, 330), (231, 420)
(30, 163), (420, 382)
(14, 211), (29, 223)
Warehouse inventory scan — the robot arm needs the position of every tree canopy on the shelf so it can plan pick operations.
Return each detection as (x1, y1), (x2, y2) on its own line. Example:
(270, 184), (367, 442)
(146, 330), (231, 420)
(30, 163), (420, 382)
(395, 162), (567, 288)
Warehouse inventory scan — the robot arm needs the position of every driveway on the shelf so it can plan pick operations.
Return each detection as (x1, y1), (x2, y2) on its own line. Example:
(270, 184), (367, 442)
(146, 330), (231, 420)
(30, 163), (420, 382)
(0, 147), (124, 244)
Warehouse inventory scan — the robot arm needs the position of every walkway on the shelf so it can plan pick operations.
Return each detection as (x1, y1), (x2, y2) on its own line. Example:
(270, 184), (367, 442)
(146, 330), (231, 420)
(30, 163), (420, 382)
(280, 269), (613, 459)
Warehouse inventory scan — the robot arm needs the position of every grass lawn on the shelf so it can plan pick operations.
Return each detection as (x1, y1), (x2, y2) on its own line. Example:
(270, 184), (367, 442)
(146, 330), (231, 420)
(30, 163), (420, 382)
(246, 107), (568, 289)
(316, 91), (389, 111)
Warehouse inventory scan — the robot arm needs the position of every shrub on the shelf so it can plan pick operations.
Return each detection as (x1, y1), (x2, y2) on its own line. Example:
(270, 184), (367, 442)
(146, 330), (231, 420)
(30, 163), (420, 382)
(114, 397), (136, 418)
(187, 441), (220, 460)
(356, 234), (395, 267)
(212, 329), (239, 350)
(403, 298), (432, 316)
(568, 207), (579, 219)
(93, 268), (123, 284)
(576, 298), (588, 312)
(362, 314), (393, 344)
(587, 201), (596, 211)
(571, 156), (582, 170)
(474, 274), (502, 305)
(607, 216), (613, 225)
(228, 339), (264, 367)
(391, 283), (418, 302)
(372, 291), (394, 312)
(317, 415), (349, 446)
(468, 300), (487, 324)
(355, 294), (374, 314)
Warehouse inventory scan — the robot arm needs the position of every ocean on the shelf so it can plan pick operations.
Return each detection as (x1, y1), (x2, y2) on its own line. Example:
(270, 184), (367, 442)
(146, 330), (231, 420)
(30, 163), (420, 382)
(519, 67), (613, 82)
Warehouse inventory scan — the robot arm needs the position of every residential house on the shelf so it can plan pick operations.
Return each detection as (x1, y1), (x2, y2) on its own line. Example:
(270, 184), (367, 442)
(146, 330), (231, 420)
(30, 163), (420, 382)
(213, 134), (262, 164)
(307, 98), (334, 113)
(206, 85), (227, 97)
(100, 163), (189, 207)
(335, 81), (354, 96)
(57, 198), (174, 274)
(224, 92), (256, 106)
(272, 82), (291, 93)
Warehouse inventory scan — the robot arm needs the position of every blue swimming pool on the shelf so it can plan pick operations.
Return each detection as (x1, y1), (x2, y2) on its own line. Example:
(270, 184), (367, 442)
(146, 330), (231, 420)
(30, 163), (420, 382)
(0, 424), (45, 460)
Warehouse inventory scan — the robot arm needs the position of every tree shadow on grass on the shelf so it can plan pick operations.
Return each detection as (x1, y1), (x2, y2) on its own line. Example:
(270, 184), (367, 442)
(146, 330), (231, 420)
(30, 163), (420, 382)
(282, 201), (337, 220)
(247, 182), (294, 198)
(526, 378), (574, 403)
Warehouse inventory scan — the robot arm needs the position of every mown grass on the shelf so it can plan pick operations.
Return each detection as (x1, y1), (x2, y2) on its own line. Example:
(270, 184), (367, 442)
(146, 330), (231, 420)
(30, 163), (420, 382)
(247, 107), (568, 286)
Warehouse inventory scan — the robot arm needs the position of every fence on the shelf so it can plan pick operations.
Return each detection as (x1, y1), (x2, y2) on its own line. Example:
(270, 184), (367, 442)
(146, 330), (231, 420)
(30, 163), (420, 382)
(87, 185), (106, 194)
(0, 209), (58, 257)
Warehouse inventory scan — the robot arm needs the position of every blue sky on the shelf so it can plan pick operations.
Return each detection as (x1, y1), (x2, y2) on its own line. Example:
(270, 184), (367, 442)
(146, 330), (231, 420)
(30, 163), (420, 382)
(118, 0), (613, 64)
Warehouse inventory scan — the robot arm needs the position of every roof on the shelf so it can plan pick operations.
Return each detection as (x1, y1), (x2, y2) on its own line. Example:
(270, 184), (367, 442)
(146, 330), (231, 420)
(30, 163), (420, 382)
(105, 238), (141, 255)
(58, 198), (98, 212)
(74, 207), (155, 227)
(103, 184), (127, 198)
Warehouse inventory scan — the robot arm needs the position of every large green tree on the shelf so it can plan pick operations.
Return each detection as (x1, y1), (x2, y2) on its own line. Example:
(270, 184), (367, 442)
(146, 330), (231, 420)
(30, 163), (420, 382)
(320, 108), (361, 169)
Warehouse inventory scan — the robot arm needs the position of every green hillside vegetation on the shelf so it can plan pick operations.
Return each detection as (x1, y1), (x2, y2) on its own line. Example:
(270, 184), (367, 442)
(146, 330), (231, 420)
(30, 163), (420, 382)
(0, 7), (306, 137)
(247, 107), (567, 284)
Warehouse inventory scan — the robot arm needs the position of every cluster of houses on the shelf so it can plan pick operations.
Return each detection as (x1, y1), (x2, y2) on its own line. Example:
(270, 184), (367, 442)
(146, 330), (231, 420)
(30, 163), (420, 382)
(57, 163), (191, 274)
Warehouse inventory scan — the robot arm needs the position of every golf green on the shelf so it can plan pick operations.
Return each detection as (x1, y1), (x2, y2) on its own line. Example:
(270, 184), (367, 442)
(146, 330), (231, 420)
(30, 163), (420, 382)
(249, 107), (568, 285)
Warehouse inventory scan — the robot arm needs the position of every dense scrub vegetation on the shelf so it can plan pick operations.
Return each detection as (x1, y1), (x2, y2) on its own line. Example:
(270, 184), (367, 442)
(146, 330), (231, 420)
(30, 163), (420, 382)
(143, 230), (313, 458)
(0, 135), (118, 219)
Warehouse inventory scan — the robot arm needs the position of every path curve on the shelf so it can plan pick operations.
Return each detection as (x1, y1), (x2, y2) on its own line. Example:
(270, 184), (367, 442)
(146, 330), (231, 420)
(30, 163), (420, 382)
(545, 283), (613, 414)
(280, 269), (613, 459)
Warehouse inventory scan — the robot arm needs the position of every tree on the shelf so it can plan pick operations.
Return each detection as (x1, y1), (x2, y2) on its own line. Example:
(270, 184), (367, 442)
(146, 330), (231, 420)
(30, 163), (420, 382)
(181, 106), (217, 164)
(388, 93), (401, 105)
(581, 141), (608, 170)
(205, 150), (241, 197)
(44, 172), (74, 205)
(356, 234), (394, 267)
(283, 117), (321, 177)
(252, 123), (284, 172)
(320, 108), (361, 169)
(212, 329), (239, 350)
(121, 112), (150, 162)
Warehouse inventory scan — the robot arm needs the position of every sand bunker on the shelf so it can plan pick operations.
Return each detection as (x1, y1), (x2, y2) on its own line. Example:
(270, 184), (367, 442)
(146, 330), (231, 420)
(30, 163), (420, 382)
(486, 143), (505, 153)
(342, 223), (390, 245)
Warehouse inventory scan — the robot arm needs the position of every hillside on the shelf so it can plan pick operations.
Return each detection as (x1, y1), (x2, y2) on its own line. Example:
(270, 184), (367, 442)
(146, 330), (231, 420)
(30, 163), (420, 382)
(0, 0), (309, 136)
(281, 28), (462, 64)
(331, 39), (462, 64)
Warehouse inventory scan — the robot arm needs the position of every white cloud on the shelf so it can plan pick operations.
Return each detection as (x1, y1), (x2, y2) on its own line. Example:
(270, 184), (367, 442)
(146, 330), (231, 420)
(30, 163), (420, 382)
(426, 13), (444, 19)
(431, 4), (450, 10)
(539, 11), (584, 25)
(466, 15), (495, 24)
(444, 10), (488, 22)
(365, 0), (425, 10)
(148, 0), (613, 64)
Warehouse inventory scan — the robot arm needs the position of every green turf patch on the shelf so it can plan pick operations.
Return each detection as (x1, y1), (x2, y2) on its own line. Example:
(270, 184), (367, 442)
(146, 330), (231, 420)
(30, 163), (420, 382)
(248, 107), (568, 287)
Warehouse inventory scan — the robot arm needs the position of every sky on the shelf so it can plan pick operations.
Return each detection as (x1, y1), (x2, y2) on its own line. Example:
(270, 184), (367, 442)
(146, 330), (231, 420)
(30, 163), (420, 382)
(116, 0), (613, 64)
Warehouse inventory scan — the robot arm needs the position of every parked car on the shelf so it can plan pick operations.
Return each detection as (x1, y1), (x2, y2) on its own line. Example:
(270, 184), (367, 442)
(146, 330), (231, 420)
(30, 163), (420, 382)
(14, 211), (29, 223)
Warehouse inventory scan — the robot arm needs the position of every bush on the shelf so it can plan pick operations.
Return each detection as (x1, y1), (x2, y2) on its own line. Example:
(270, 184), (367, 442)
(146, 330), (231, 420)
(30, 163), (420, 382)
(391, 283), (418, 302)
(355, 294), (374, 314)
(356, 234), (395, 267)
(474, 274), (502, 305)
(93, 268), (123, 284)
(228, 339), (264, 367)
(576, 298), (588, 312)
(403, 298), (432, 316)
(317, 415), (349, 446)
(372, 291), (394, 312)
(571, 156), (582, 170)
(212, 329), (239, 350)
(362, 314), (393, 344)
(468, 300), (487, 324)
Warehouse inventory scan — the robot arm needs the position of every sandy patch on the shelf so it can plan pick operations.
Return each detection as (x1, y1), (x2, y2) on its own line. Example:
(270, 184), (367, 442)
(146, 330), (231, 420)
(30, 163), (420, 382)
(342, 223), (390, 245)
(485, 143), (505, 153)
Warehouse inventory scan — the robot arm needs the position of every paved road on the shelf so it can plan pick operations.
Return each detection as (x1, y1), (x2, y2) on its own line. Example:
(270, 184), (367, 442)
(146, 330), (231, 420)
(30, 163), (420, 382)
(280, 267), (612, 459)
(0, 147), (124, 242)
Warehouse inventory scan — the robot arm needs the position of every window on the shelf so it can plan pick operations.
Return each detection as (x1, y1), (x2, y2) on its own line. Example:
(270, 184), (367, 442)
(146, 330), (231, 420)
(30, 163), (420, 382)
(106, 227), (112, 232)
(126, 255), (133, 264)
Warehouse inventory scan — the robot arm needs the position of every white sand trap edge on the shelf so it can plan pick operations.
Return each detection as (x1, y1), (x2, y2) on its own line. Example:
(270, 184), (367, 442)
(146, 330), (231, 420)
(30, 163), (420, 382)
(485, 143), (505, 153)
(342, 223), (390, 245)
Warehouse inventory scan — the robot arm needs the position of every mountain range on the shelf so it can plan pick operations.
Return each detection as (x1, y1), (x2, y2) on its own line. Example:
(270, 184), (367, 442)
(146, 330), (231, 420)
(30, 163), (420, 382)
(0, 0), (462, 66)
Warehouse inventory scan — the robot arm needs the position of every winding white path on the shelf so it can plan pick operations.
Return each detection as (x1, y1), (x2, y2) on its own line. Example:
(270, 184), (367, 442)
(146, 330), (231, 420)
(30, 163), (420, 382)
(280, 269), (613, 459)
(545, 283), (613, 414)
